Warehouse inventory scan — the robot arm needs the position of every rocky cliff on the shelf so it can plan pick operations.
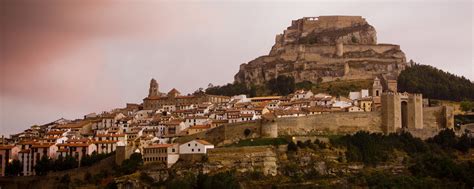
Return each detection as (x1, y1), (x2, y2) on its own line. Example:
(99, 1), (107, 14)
(234, 16), (407, 85)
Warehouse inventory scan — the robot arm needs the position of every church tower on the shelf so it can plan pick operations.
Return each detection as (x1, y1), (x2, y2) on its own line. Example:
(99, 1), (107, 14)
(148, 78), (159, 97)
(372, 77), (383, 104)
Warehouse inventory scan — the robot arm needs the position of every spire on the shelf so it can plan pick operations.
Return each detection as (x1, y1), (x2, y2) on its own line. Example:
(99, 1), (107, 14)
(148, 78), (159, 97)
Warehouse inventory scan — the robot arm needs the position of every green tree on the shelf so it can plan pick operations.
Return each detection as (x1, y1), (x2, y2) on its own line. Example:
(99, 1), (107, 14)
(34, 155), (53, 176)
(427, 129), (457, 150)
(63, 155), (79, 170)
(295, 81), (313, 90)
(116, 153), (143, 175)
(460, 100), (474, 112)
(205, 83), (252, 97)
(5, 159), (22, 176)
(287, 141), (298, 152)
(398, 64), (474, 101)
(267, 75), (295, 96)
(455, 134), (471, 153)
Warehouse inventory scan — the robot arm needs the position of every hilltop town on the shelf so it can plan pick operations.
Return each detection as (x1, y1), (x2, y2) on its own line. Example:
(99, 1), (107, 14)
(0, 16), (472, 189)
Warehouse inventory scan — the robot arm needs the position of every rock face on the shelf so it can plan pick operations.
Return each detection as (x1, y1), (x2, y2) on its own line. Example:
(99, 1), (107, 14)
(234, 16), (407, 85)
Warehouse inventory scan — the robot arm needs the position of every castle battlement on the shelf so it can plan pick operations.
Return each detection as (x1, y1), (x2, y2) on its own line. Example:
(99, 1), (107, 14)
(382, 92), (422, 97)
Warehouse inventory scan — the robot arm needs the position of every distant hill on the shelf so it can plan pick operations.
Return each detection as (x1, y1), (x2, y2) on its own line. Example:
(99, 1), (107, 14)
(398, 64), (474, 101)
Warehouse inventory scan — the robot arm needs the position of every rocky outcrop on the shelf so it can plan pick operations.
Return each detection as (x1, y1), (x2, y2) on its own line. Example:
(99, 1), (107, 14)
(234, 16), (407, 85)
(207, 146), (279, 176)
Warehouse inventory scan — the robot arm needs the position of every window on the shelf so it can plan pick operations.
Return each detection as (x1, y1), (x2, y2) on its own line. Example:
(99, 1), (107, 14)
(172, 148), (175, 152)
(198, 149), (200, 152)
(188, 144), (190, 147)
(195, 143), (197, 147)
(192, 149), (194, 152)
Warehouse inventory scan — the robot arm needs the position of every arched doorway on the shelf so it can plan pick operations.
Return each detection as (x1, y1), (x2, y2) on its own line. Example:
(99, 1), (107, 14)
(401, 101), (408, 129)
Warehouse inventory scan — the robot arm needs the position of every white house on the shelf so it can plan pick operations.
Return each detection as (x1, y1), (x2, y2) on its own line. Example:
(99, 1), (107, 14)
(292, 90), (314, 100)
(179, 140), (214, 154)
(184, 116), (209, 128)
(332, 101), (352, 109)
(231, 95), (251, 103)
(349, 89), (369, 100)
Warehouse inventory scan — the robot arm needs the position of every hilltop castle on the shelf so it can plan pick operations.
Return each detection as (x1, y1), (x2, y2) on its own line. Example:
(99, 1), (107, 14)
(235, 16), (406, 85)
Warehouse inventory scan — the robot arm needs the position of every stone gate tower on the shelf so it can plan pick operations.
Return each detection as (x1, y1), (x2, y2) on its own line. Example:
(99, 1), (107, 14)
(381, 92), (423, 133)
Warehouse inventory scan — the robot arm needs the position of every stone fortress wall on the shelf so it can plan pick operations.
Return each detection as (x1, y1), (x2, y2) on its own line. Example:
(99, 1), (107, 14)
(276, 112), (383, 136)
(179, 95), (453, 146)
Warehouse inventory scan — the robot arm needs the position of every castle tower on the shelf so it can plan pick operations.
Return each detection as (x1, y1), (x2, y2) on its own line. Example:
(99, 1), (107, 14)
(387, 79), (398, 92)
(381, 93), (401, 133)
(372, 77), (383, 104)
(407, 94), (423, 129)
(261, 113), (278, 138)
(148, 78), (159, 97)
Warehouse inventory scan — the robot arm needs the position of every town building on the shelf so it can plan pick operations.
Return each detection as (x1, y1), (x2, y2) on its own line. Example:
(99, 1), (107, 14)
(179, 140), (214, 155)
(143, 143), (179, 167)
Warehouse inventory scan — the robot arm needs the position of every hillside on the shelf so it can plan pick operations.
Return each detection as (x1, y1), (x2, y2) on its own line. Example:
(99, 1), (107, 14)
(398, 64), (474, 101)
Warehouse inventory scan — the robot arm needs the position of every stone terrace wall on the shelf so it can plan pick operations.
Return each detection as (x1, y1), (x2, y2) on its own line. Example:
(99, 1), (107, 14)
(277, 112), (383, 136)
(207, 146), (277, 176)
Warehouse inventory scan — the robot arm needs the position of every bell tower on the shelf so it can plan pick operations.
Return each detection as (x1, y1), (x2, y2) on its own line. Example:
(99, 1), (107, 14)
(372, 77), (383, 104)
(148, 78), (159, 97)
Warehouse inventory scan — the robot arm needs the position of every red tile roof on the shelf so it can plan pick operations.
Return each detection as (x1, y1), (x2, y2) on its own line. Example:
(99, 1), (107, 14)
(196, 140), (213, 145)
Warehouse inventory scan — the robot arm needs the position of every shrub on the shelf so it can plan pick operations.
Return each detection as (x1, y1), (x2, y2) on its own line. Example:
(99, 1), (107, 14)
(455, 134), (472, 153)
(244, 129), (251, 137)
(287, 141), (298, 152)
(200, 171), (239, 189)
(314, 139), (327, 149)
(296, 141), (306, 149)
(5, 159), (22, 176)
(116, 153), (143, 175)
(84, 172), (92, 182)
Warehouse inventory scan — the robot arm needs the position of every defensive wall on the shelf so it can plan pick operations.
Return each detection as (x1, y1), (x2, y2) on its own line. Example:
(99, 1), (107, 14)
(276, 112), (383, 135)
(178, 104), (453, 146)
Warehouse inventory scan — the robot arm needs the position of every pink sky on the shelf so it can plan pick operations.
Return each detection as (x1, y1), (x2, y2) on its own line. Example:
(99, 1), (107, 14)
(0, 0), (472, 136)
